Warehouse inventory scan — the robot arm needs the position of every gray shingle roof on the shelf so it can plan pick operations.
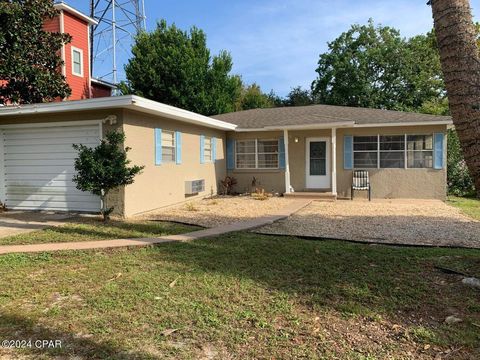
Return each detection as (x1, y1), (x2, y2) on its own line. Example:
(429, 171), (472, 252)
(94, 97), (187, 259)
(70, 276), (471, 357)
(212, 104), (452, 129)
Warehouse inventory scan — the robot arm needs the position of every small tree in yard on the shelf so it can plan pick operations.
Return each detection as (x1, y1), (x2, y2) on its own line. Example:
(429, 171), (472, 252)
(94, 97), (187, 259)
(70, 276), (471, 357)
(73, 131), (144, 221)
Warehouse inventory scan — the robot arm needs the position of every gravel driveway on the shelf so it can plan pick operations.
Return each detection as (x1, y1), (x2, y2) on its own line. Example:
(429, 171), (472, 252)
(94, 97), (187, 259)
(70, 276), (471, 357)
(137, 196), (297, 227)
(258, 199), (480, 248)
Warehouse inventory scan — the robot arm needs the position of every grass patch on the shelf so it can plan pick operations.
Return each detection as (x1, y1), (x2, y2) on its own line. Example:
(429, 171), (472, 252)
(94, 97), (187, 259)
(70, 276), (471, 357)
(448, 196), (480, 220)
(0, 219), (199, 245)
(0, 233), (478, 359)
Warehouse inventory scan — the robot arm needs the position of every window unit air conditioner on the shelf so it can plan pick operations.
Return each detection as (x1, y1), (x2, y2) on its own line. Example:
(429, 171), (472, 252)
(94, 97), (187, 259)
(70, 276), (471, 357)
(185, 179), (205, 195)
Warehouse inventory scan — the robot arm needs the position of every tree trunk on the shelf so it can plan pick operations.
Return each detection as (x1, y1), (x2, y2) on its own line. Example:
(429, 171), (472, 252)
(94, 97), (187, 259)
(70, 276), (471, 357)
(100, 190), (109, 222)
(430, 0), (480, 197)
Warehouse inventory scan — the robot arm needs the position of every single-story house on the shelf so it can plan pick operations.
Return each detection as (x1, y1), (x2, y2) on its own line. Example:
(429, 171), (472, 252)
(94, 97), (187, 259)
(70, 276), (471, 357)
(0, 95), (452, 217)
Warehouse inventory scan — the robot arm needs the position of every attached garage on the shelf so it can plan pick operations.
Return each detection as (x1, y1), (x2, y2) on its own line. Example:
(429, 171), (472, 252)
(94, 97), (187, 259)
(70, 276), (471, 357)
(0, 121), (101, 212)
(0, 95), (235, 217)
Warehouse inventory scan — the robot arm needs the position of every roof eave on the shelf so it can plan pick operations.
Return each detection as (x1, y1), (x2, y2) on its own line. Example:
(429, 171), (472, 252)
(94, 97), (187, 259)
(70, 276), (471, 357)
(353, 120), (453, 127)
(233, 119), (452, 132)
(129, 96), (237, 130)
(0, 96), (237, 131)
(54, 2), (98, 25)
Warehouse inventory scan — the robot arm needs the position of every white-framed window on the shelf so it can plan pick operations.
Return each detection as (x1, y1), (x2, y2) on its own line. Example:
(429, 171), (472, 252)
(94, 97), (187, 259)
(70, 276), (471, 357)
(353, 134), (434, 169)
(204, 136), (212, 162)
(236, 139), (279, 169)
(71, 47), (83, 77)
(379, 135), (405, 168)
(353, 136), (378, 168)
(407, 135), (433, 168)
(162, 130), (175, 163)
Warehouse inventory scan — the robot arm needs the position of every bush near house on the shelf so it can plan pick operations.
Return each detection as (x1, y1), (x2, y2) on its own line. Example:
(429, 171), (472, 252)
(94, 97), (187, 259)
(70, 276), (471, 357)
(447, 129), (475, 196)
(73, 131), (144, 221)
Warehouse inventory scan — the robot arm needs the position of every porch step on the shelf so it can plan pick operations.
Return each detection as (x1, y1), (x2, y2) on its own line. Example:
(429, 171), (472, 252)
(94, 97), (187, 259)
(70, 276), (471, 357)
(283, 192), (337, 202)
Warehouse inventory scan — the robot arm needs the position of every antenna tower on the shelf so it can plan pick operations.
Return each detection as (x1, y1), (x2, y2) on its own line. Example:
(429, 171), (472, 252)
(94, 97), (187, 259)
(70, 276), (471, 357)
(90, 0), (146, 84)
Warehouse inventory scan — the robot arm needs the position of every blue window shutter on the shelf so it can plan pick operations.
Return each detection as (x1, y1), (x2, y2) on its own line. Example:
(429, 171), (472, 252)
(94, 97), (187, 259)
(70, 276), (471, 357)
(175, 131), (182, 165)
(154, 128), (162, 165)
(200, 135), (205, 164)
(344, 135), (353, 169)
(212, 137), (217, 162)
(434, 133), (445, 169)
(278, 137), (286, 169)
(226, 139), (235, 170)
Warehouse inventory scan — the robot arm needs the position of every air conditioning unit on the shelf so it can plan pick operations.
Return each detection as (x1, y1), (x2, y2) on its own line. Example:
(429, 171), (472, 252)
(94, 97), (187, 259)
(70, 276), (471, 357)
(185, 179), (205, 195)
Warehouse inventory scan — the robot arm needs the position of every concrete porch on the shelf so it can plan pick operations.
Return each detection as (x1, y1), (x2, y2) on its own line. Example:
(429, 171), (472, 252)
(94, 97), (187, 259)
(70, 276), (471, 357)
(283, 191), (337, 201)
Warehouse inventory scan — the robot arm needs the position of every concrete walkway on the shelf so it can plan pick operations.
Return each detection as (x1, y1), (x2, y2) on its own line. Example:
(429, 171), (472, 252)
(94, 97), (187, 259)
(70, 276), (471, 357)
(0, 212), (72, 238)
(0, 199), (311, 255)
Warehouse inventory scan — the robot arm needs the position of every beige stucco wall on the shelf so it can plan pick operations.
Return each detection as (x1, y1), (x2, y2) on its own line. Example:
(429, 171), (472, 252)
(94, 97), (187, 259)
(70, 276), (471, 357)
(336, 125), (448, 200)
(122, 110), (226, 217)
(227, 124), (448, 200)
(226, 131), (285, 194)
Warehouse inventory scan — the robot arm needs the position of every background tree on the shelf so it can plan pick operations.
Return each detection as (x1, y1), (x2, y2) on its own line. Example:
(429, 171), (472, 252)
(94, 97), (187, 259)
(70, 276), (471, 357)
(0, 0), (71, 104)
(430, 0), (480, 197)
(311, 20), (444, 111)
(283, 86), (314, 106)
(236, 83), (273, 110)
(73, 131), (144, 221)
(124, 20), (241, 116)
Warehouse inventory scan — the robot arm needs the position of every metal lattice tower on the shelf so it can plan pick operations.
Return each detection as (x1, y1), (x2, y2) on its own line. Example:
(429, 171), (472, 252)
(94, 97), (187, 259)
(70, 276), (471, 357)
(90, 0), (146, 84)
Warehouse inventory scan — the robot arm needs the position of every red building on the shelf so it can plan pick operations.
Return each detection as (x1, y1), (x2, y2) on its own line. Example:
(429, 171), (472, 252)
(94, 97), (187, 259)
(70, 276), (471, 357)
(51, 2), (114, 100)
(42, 2), (114, 100)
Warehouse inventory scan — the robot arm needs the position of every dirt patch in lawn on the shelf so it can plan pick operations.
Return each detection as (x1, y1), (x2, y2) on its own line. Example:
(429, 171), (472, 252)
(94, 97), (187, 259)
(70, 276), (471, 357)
(258, 199), (480, 248)
(136, 196), (297, 227)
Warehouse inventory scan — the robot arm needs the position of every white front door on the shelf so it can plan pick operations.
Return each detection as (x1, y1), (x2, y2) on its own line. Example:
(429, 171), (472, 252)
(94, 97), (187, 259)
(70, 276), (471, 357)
(305, 137), (330, 189)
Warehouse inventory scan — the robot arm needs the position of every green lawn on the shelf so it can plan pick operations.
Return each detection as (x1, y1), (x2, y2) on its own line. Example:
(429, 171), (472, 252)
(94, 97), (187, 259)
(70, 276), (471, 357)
(0, 220), (199, 246)
(0, 233), (478, 359)
(448, 196), (480, 220)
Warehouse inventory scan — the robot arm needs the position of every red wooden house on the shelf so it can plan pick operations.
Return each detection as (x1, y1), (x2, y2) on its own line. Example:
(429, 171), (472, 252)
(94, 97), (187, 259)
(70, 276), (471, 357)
(49, 2), (114, 100)
(1, 2), (114, 102)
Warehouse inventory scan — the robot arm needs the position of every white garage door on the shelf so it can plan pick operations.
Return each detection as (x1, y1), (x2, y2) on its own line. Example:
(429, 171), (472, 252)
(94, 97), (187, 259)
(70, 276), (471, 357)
(0, 123), (101, 212)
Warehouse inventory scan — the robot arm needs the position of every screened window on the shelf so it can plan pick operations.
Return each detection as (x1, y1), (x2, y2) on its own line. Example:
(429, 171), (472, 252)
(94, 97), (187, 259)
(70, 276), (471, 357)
(353, 136), (378, 168)
(204, 136), (212, 162)
(380, 135), (405, 168)
(257, 140), (279, 168)
(352, 134), (436, 169)
(407, 135), (433, 168)
(236, 139), (278, 169)
(72, 48), (83, 76)
(162, 130), (175, 162)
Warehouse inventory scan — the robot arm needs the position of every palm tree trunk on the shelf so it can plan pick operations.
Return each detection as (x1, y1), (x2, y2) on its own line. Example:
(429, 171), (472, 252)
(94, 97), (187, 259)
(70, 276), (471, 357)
(430, 0), (480, 197)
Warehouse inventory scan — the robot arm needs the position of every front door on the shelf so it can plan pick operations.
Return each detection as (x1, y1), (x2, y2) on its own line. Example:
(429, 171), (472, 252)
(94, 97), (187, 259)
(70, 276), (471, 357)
(306, 137), (330, 189)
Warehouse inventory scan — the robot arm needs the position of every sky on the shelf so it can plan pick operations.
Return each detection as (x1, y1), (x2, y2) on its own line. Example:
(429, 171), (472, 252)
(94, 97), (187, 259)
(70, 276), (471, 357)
(68, 0), (479, 96)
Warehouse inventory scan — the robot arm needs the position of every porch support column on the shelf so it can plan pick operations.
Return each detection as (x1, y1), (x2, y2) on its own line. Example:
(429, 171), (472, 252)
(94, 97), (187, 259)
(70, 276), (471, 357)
(283, 129), (291, 193)
(331, 127), (337, 196)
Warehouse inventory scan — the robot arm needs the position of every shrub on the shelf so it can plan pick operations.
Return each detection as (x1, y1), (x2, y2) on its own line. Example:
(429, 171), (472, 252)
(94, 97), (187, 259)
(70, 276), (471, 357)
(219, 176), (237, 195)
(184, 203), (198, 211)
(447, 129), (475, 196)
(73, 131), (144, 221)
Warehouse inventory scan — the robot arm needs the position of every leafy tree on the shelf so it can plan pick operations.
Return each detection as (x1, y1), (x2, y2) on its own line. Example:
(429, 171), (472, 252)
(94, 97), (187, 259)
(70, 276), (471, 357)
(311, 20), (444, 111)
(0, 0), (71, 104)
(73, 131), (144, 221)
(446, 129), (475, 196)
(236, 83), (273, 110)
(283, 86), (314, 106)
(124, 20), (241, 116)
(266, 90), (285, 107)
(420, 98), (474, 195)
